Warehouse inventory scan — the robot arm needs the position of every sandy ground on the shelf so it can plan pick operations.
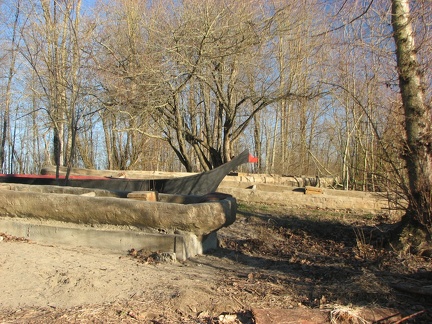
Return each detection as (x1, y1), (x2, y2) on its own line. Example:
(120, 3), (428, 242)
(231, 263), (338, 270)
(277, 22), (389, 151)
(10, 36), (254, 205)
(0, 238), (249, 322)
(1, 204), (431, 323)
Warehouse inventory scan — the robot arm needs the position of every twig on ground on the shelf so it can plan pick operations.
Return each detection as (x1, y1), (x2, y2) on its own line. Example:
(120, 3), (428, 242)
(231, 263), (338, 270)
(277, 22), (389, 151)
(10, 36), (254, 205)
(393, 310), (426, 324)
(373, 311), (401, 323)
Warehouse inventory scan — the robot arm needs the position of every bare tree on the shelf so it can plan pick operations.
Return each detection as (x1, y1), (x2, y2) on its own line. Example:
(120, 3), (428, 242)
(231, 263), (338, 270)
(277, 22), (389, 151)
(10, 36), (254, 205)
(90, 0), (165, 170)
(391, 0), (432, 248)
(19, 0), (89, 178)
(145, 0), (324, 171)
(256, 0), (332, 176)
(0, 1), (22, 173)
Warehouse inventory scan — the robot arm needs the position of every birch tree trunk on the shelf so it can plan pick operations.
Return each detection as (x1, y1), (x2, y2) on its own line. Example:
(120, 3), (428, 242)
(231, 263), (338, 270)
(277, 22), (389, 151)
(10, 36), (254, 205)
(392, 0), (432, 246)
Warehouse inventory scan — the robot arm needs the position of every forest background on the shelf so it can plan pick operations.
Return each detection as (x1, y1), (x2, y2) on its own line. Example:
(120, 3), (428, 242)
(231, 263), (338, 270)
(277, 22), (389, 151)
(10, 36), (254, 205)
(0, 0), (430, 195)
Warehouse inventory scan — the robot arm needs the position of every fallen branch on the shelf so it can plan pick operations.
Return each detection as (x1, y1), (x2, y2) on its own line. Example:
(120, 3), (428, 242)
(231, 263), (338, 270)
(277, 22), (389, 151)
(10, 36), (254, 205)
(373, 311), (401, 323)
(393, 310), (426, 324)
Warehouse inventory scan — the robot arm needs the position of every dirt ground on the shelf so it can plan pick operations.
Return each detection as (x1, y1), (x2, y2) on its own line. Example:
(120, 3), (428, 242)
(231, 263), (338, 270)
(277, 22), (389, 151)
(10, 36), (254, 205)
(0, 203), (431, 323)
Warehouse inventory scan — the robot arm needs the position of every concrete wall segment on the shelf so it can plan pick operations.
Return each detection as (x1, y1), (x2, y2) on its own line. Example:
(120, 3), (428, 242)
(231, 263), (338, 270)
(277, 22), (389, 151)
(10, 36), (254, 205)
(0, 188), (236, 237)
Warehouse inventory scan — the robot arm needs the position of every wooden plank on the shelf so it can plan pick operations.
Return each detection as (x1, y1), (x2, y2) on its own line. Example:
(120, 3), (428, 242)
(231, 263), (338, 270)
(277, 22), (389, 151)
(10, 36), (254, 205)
(127, 191), (159, 201)
(305, 186), (323, 195)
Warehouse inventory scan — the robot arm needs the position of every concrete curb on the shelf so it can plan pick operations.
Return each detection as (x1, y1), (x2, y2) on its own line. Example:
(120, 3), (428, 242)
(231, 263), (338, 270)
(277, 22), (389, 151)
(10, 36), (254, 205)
(218, 186), (394, 214)
(0, 217), (218, 261)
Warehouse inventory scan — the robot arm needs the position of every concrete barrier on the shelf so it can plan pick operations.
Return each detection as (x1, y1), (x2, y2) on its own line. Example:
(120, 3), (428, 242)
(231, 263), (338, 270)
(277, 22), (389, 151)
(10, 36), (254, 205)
(0, 183), (236, 260)
(217, 185), (397, 215)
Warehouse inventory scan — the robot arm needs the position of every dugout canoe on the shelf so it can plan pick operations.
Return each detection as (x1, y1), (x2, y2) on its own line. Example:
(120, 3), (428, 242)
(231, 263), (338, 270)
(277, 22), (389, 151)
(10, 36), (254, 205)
(0, 150), (250, 195)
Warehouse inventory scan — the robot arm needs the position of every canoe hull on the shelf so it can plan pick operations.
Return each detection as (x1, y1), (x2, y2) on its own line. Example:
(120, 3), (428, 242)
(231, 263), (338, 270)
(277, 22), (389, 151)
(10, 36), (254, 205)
(0, 150), (250, 195)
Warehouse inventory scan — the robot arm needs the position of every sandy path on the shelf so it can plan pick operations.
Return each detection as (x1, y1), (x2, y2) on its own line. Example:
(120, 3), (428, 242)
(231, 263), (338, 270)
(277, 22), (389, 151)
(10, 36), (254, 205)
(0, 240), (239, 317)
(1, 242), (146, 308)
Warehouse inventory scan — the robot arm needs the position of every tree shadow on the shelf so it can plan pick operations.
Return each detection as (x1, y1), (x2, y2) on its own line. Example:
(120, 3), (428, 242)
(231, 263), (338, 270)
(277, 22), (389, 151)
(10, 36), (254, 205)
(190, 207), (432, 318)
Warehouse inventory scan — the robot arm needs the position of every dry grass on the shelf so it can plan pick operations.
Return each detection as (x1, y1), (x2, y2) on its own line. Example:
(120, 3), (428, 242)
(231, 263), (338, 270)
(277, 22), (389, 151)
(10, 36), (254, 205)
(330, 306), (369, 324)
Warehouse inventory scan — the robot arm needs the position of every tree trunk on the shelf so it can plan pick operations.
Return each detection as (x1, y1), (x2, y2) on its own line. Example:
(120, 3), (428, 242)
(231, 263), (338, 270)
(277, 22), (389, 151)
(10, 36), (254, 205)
(253, 113), (261, 173)
(391, 0), (432, 249)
